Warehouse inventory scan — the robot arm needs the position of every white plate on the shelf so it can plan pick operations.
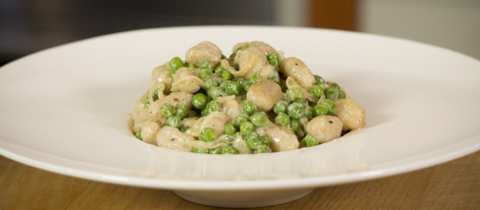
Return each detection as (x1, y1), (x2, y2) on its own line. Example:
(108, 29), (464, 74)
(1, 26), (480, 208)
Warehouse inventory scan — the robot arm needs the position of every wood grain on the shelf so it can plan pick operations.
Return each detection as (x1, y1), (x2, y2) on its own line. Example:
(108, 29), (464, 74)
(1, 151), (480, 210)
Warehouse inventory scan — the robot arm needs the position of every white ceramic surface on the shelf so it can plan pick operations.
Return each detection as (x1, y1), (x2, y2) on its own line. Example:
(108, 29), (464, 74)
(0, 26), (479, 208)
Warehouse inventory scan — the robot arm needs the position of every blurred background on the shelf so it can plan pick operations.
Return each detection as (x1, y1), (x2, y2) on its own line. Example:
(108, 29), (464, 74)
(1, 0), (479, 66)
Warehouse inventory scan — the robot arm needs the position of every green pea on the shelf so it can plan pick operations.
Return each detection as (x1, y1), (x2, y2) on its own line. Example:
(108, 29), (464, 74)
(310, 85), (324, 98)
(179, 124), (189, 132)
(143, 96), (150, 106)
(241, 100), (257, 115)
(192, 93), (207, 109)
(166, 116), (181, 128)
(224, 123), (236, 135)
(273, 100), (289, 114)
(275, 112), (290, 126)
(266, 52), (281, 68)
(200, 127), (217, 142)
(216, 77), (225, 87)
(203, 76), (216, 90)
(240, 93), (247, 101)
(254, 145), (270, 154)
(169, 57), (184, 72)
(176, 104), (188, 119)
(242, 80), (252, 92)
(261, 134), (271, 145)
(313, 104), (328, 116)
(153, 88), (159, 102)
(248, 72), (261, 84)
(188, 63), (195, 70)
(325, 87), (339, 100)
(186, 110), (198, 118)
(314, 75), (326, 87)
(221, 69), (233, 80)
(233, 114), (249, 127)
(287, 102), (305, 119)
(198, 69), (212, 80)
(222, 145), (238, 154)
(240, 121), (254, 135)
(305, 105), (314, 120)
(229, 52), (237, 59)
(286, 88), (305, 103)
(205, 101), (222, 115)
(329, 82), (340, 90)
(135, 129), (142, 140)
(194, 147), (210, 154)
(321, 99), (336, 115)
(214, 65), (225, 73)
(207, 86), (225, 100)
(201, 108), (209, 116)
(296, 126), (306, 139)
(210, 147), (223, 154)
(199, 60), (214, 71)
(225, 81), (241, 96)
(246, 133), (262, 149)
(161, 103), (175, 117)
(231, 63), (240, 71)
(338, 89), (346, 99)
(303, 134), (319, 147)
(249, 112), (270, 127)
(215, 69), (224, 78)
(289, 118), (301, 132)
(269, 69), (280, 83)
(237, 77), (246, 87)
(282, 93), (291, 104)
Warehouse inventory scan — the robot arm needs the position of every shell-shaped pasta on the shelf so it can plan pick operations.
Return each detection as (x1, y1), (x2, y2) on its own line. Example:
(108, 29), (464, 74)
(279, 57), (316, 89)
(217, 96), (242, 121)
(131, 91), (151, 133)
(181, 117), (199, 137)
(257, 123), (299, 152)
(286, 77), (317, 102)
(260, 65), (275, 81)
(148, 82), (166, 106)
(232, 135), (252, 154)
(191, 134), (231, 150)
(141, 121), (162, 145)
(233, 47), (269, 78)
(306, 116), (343, 143)
(232, 41), (276, 55)
(174, 67), (193, 81)
(151, 63), (172, 91)
(334, 99), (366, 131)
(131, 108), (150, 133)
(171, 75), (203, 93)
(247, 79), (283, 111)
(191, 112), (229, 137)
(185, 41), (222, 66)
(156, 126), (194, 152)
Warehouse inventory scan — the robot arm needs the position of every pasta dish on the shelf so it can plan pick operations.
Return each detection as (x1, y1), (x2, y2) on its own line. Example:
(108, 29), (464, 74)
(130, 41), (366, 154)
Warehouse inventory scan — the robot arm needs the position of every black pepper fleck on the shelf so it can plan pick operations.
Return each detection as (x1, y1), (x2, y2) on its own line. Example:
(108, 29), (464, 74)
(171, 138), (175, 141)
(328, 120), (333, 124)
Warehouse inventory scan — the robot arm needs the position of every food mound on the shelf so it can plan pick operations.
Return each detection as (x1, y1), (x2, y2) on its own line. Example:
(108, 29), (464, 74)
(130, 41), (366, 154)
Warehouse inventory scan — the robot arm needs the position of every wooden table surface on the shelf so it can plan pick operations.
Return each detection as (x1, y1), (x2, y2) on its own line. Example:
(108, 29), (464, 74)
(1, 151), (479, 210)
